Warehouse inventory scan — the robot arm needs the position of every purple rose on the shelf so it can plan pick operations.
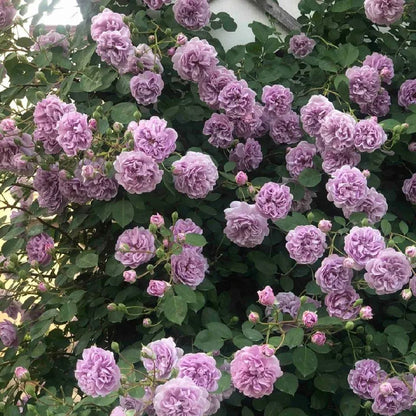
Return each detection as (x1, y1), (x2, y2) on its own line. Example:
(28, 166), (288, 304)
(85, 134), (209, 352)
(360, 88), (391, 117)
(230, 345), (283, 398)
(147, 280), (170, 297)
(128, 116), (177, 162)
(171, 248), (208, 289)
(285, 141), (316, 178)
(141, 337), (183, 379)
(319, 110), (356, 151)
(269, 110), (302, 145)
(198, 66), (237, 109)
(96, 30), (134, 71)
(173, 0), (211, 30)
(291, 188), (315, 213)
(274, 292), (301, 318)
(344, 226), (386, 268)
(153, 377), (210, 416)
(363, 52), (394, 84)
(315, 254), (353, 293)
(285, 225), (327, 265)
(348, 359), (387, 399)
(178, 353), (221, 391)
(410, 276), (416, 296)
(130, 71), (164, 106)
(171, 218), (203, 252)
(115, 227), (155, 268)
(229, 138), (263, 172)
(135, 43), (164, 73)
(172, 37), (218, 82)
(75, 346), (121, 397)
(403, 173), (416, 203)
(0, 0), (16, 30)
(255, 182), (293, 220)
(300, 95), (334, 137)
(114, 151), (163, 194)
(0, 320), (18, 347)
(58, 172), (90, 205)
(364, 0), (404, 26)
(326, 166), (368, 209)
(218, 79), (256, 119)
(110, 407), (126, 416)
(261, 84), (293, 117)
(26, 233), (54, 266)
(398, 79), (416, 109)
(321, 148), (361, 175)
(233, 104), (264, 139)
(353, 117), (387, 152)
(346, 65), (381, 105)
(288, 33), (316, 58)
(203, 113), (234, 149)
(372, 378), (413, 416)
(324, 286), (360, 320)
(90, 8), (129, 41)
(32, 31), (70, 54)
(365, 248), (412, 294)
(224, 201), (269, 248)
(56, 112), (92, 156)
(347, 187), (387, 224)
(143, 0), (171, 10)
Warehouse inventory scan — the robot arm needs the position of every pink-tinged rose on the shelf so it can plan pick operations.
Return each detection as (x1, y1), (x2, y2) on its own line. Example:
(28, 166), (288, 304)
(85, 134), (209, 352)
(235, 171), (248, 186)
(311, 332), (326, 346)
(318, 219), (332, 233)
(302, 311), (318, 328)
(405, 246), (416, 258)
(14, 367), (29, 380)
(143, 318), (152, 327)
(359, 306), (373, 320)
(123, 270), (137, 284)
(260, 345), (275, 357)
(257, 286), (275, 306)
(248, 312), (259, 323)
(150, 213), (164, 228)
(147, 280), (170, 297)
(176, 33), (187, 45)
(37, 282), (47, 292)
(401, 289), (412, 301)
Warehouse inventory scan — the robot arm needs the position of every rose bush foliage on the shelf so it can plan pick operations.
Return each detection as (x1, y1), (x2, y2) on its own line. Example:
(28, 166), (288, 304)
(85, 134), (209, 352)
(2, 0), (416, 415)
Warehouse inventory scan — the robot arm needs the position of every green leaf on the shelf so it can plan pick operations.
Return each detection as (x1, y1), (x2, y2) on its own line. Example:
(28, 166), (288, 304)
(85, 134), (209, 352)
(79, 67), (103, 92)
(184, 233), (207, 247)
(275, 212), (309, 232)
(174, 284), (196, 304)
(388, 333), (409, 355)
(163, 295), (187, 325)
(264, 402), (283, 416)
(298, 168), (322, 187)
(314, 374), (338, 393)
(399, 221), (409, 235)
(111, 102), (138, 124)
(381, 219), (392, 236)
(56, 302), (77, 322)
(215, 371), (231, 393)
(112, 200), (134, 228)
(248, 21), (274, 43)
(105, 257), (125, 277)
(206, 322), (233, 339)
(337, 43), (359, 67)
(293, 346), (318, 377)
(72, 44), (96, 70)
(194, 329), (224, 352)
(340, 393), (361, 416)
(275, 373), (299, 396)
(76, 252), (99, 268)
(283, 328), (305, 349)
(279, 409), (308, 416)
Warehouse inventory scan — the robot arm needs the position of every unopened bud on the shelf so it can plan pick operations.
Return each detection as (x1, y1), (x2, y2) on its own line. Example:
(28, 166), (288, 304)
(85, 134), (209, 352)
(360, 306), (373, 320)
(248, 311), (259, 323)
(401, 288), (412, 301)
(164, 263), (171, 273)
(345, 321), (354, 331)
(167, 47), (176, 57)
(361, 217), (369, 226)
(318, 219), (332, 233)
(235, 171), (248, 186)
(133, 110), (142, 121)
(387, 239), (395, 247)
(112, 122), (123, 132)
(14, 367), (30, 381)
(171, 211), (179, 223)
(405, 246), (416, 258)
(143, 318), (152, 327)
(307, 212), (315, 222)
(150, 213), (164, 228)
(311, 331), (326, 346)
(107, 303), (117, 311)
(408, 143), (416, 152)
(111, 342), (120, 353)
(261, 344), (275, 357)
(123, 270), (137, 284)
(362, 169), (370, 178)
(148, 35), (155, 43)
(146, 264), (154, 274)
(156, 247), (165, 258)
(366, 334), (373, 344)
(149, 223), (158, 234)
(409, 362), (416, 374)
(37, 282), (47, 293)
(176, 33), (187, 45)
(353, 298), (363, 307)
(88, 118), (97, 131)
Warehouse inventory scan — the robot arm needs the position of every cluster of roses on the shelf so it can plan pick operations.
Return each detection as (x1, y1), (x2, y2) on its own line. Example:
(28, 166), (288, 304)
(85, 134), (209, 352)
(75, 336), (283, 416)
(115, 215), (208, 292)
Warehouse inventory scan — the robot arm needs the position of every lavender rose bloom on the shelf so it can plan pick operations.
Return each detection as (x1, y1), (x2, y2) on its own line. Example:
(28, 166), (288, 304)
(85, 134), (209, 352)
(372, 378), (413, 416)
(33, 167), (68, 215)
(348, 359), (387, 399)
(171, 218), (203, 252)
(274, 292), (301, 318)
(173, 0), (211, 30)
(286, 225), (327, 265)
(261, 85), (293, 117)
(319, 110), (356, 151)
(218, 79), (256, 119)
(114, 151), (163, 194)
(255, 182), (293, 220)
(349, 187), (388, 224)
(171, 248), (208, 289)
(344, 226), (386, 268)
(198, 66), (237, 109)
(353, 117), (387, 152)
(115, 227), (155, 268)
(57, 112), (93, 156)
(288, 33), (316, 58)
(143, 0), (171, 10)
(402, 173), (416, 203)
(130, 71), (164, 106)
(203, 113), (234, 149)
(141, 337), (183, 379)
(178, 353), (221, 392)
(172, 37), (218, 82)
(58, 173), (90, 205)
(286, 141), (316, 178)
(324, 286), (360, 320)
(346, 65), (381, 105)
(364, 0), (404, 26)
(90, 8), (129, 41)
(326, 166), (367, 209)
(230, 345), (283, 399)
(364, 248), (412, 295)
(135, 43), (164, 73)
(300, 95), (334, 137)
(32, 31), (70, 54)
(96, 30), (134, 70)
(153, 377), (210, 416)
(172, 151), (218, 199)
(229, 138), (263, 172)
(0, 0), (16, 30)
(224, 201), (269, 248)
(321, 148), (361, 175)
(269, 111), (303, 145)
(129, 116), (177, 162)
(26, 233), (54, 266)
(360, 88), (391, 117)
(315, 254), (353, 293)
(147, 280), (170, 297)
(398, 79), (416, 109)
(363, 52), (394, 84)
(0, 320), (18, 347)
(75, 346), (121, 397)
(110, 407), (126, 416)
(233, 104), (264, 139)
